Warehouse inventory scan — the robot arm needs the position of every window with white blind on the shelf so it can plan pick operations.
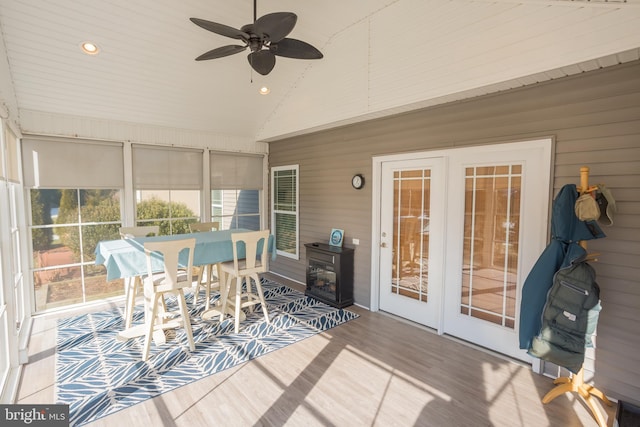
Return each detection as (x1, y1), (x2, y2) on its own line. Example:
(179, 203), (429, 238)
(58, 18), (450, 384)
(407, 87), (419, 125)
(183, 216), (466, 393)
(210, 152), (263, 230)
(23, 137), (124, 311)
(132, 144), (203, 235)
(271, 165), (298, 259)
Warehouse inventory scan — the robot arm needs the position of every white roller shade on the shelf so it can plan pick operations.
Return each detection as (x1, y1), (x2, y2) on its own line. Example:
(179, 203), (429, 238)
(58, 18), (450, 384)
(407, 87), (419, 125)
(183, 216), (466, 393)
(210, 152), (263, 190)
(22, 137), (123, 188)
(133, 144), (203, 190)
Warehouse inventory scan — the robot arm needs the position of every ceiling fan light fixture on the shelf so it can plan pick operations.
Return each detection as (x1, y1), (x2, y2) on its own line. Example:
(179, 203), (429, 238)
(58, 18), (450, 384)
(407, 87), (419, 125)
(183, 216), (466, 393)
(259, 86), (270, 95)
(81, 42), (100, 55)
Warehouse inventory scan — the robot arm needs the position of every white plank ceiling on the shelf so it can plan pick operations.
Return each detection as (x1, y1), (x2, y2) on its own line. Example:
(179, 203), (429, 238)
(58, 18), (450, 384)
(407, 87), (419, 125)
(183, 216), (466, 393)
(0, 0), (639, 146)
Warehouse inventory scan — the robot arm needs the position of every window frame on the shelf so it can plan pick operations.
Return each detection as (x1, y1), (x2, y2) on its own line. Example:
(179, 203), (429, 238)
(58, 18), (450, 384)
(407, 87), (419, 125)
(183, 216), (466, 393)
(1, 123), (30, 401)
(29, 188), (124, 311)
(210, 189), (261, 231)
(134, 189), (201, 235)
(271, 165), (299, 260)
(209, 152), (264, 231)
(132, 144), (203, 235)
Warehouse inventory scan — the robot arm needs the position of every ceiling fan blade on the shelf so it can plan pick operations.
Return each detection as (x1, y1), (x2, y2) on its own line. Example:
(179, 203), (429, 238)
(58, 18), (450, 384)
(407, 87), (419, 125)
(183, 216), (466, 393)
(195, 45), (246, 61)
(247, 50), (276, 75)
(190, 18), (249, 40)
(254, 12), (297, 43)
(270, 38), (323, 59)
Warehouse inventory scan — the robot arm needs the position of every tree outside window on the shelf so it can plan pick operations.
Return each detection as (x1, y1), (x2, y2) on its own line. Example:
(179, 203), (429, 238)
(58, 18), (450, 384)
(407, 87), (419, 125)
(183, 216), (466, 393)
(135, 190), (200, 235)
(30, 188), (199, 311)
(30, 189), (122, 310)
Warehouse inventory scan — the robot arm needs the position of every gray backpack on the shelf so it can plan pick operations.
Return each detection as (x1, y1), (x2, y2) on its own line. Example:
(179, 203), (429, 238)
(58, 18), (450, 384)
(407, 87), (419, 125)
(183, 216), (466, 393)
(528, 261), (601, 373)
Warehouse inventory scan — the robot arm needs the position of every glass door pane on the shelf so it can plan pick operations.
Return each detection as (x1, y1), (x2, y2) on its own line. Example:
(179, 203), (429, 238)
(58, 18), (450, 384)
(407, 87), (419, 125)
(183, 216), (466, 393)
(392, 169), (431, 302)
(461, 165), (521, 328)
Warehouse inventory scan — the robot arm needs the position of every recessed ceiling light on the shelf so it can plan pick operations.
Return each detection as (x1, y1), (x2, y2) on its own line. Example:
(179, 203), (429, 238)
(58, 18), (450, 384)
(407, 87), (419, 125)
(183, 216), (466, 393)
(81, 42), (100, 55)
(259, 86), (270, 95)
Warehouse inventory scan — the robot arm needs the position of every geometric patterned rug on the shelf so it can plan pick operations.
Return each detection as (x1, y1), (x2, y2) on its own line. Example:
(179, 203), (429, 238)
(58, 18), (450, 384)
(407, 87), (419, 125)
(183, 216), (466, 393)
(55, 279), (359, 426)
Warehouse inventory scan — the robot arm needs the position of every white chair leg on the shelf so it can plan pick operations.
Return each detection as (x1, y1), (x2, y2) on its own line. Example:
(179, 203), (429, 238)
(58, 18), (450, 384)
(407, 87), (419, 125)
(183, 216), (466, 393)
(216, 264), (224, 295)
(193, 264), (216, 310)
(234, 276), (242, 334)
(143, 293), (160, 361)
(219, 274), (232, 323)
(243, 279), (252, 314)
(192, 266), (204, 308)
(177, 289), (195, 352)
(192, 272), (200, 308)
(204, 265), (211, 310)
(160, 294), (167, 313)
(124, 276), (137, 329)
(252, 274), (269, 324)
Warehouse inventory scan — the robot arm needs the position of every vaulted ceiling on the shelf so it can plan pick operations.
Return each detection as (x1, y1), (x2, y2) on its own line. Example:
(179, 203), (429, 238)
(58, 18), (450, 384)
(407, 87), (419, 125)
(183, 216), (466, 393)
(1, 0), (639, 144)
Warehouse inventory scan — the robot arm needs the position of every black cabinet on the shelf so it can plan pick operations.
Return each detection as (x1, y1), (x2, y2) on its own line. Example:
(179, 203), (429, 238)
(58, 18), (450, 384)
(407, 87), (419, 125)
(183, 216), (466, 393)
(304, 242), (354, 308)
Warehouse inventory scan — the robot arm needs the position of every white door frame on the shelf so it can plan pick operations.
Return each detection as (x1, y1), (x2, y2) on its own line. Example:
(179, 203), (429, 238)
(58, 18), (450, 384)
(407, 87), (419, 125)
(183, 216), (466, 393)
(370, 139), (553, 356)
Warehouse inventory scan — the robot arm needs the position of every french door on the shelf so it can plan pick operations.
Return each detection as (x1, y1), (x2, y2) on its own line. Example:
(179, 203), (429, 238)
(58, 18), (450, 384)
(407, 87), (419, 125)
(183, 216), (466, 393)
(378, 157), (445, 329)
(375, 140), (551, 361)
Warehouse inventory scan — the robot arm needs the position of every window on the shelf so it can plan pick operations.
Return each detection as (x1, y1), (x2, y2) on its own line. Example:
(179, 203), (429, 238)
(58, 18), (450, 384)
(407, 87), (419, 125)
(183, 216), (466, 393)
(211, 190), (223, 222)
(211, 190), (260, 230)
(210, 152), (263, 231)
(271, 165), (298, 259)
(9, 184), (24, 328)
(0, 123), (9, 391)
(135, 189), (201, 235)
(4, 127), (24, 327)
(133, 145), (202, 234)
(30, 189), (122, 310)
(0, 312), (8, 397)
(23, 137), (124, 311)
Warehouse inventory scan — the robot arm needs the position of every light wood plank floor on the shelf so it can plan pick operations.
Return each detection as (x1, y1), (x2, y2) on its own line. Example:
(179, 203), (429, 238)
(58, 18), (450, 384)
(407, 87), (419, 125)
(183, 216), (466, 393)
(16, 274), (616, 426)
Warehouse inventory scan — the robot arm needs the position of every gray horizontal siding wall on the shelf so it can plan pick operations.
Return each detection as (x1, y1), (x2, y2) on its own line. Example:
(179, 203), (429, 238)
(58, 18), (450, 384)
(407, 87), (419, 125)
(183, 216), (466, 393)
(267, 60), (640, 405)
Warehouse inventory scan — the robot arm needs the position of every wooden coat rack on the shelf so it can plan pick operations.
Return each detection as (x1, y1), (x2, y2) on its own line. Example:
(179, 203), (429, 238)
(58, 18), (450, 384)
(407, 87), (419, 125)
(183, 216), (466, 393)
(541, 166), (613, 427)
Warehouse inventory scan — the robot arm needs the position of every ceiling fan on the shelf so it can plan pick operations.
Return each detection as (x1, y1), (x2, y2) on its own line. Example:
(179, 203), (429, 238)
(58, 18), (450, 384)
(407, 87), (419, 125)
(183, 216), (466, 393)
(190, 0), (323, 76)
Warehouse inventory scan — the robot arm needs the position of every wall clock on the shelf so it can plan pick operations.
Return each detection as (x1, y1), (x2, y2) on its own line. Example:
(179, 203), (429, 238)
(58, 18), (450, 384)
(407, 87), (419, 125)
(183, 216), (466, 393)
(351, 174), (364, 190)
